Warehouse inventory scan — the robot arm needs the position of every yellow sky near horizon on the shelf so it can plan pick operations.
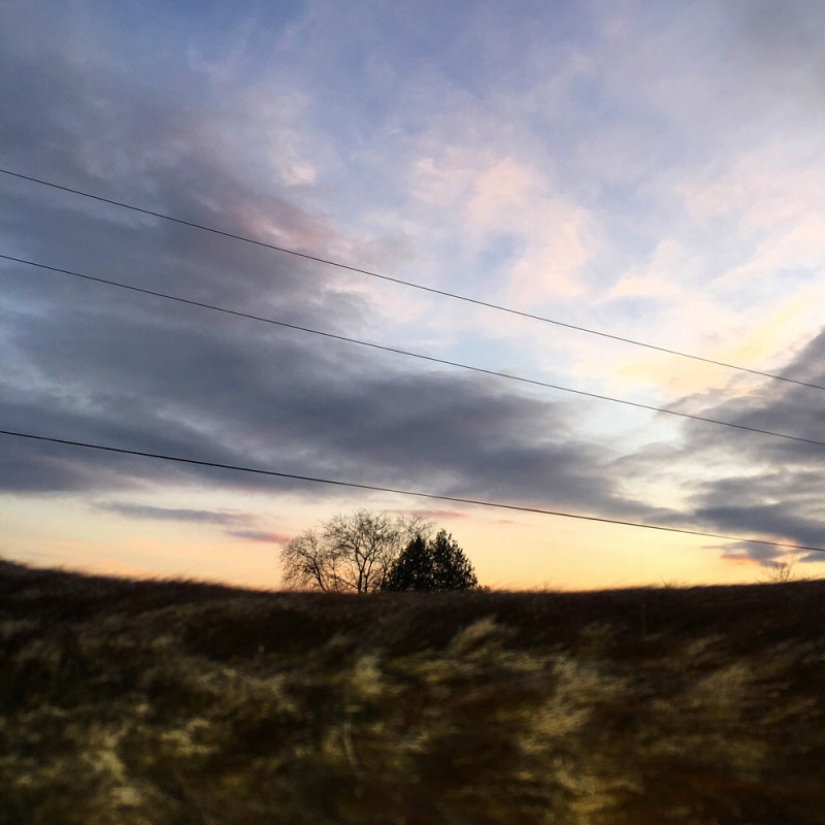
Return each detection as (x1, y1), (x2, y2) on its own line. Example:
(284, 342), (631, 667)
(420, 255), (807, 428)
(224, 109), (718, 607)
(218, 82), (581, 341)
(3, 490), (813, 593)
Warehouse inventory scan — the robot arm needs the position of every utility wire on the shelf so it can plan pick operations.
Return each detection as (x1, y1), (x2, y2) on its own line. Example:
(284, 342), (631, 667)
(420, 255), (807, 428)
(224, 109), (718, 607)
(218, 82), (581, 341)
(4, 252), (825, 452)
(2, 166), (823, 394)
(4, 252), (825, 451)
(2, 428), (822, 553)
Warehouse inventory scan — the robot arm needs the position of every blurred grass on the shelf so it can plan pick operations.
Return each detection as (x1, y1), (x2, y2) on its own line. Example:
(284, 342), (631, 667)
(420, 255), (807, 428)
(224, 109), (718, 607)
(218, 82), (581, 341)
(1, 559), (824, 824)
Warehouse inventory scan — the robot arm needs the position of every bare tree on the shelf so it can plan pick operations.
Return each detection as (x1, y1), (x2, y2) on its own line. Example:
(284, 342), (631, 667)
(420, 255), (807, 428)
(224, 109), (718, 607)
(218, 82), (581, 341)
(280, 530), (340, 592)
(280, 510), (431, 593)
(761, 555), (798, 584)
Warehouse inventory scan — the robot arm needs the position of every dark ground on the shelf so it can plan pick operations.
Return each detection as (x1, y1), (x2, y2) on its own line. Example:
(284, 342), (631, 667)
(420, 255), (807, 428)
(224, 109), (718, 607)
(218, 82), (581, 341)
(1, 559), (824, 824)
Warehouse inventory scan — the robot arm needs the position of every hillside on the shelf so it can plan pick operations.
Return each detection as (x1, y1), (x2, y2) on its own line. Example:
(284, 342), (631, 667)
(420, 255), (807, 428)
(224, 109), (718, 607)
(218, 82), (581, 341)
(1, 560), (824, 824)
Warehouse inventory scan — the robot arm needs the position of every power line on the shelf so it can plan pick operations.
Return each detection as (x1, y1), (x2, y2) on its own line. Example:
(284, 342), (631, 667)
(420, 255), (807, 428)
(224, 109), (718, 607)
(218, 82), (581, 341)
(2, 166), (823, 394)
(4, 252), (825, 452)
(2, 428), (822, 554)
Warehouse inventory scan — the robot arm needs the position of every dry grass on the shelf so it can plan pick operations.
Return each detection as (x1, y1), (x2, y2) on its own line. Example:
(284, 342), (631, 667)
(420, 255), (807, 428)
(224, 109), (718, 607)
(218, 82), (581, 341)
(1, 559), (824, 824)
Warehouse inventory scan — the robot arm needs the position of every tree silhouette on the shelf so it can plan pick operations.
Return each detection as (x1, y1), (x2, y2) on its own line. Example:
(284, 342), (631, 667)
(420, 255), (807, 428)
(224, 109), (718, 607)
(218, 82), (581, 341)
(280, 510), (430, 593)
(383, 530), (478, 592)
(383, 535), (433, 592)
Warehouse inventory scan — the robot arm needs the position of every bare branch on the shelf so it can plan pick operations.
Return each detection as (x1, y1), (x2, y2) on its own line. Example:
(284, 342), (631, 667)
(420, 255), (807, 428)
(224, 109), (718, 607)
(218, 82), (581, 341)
(280, 530), (337, 592)
(281, 510), (426, 593)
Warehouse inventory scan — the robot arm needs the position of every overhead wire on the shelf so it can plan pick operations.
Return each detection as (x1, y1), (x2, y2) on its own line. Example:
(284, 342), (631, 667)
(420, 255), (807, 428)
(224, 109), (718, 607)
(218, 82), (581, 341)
(4, 252), (825, 451)
(2, 428), (822, 553)
(3, 169), (823, 561)
(2, 166), (823, 394)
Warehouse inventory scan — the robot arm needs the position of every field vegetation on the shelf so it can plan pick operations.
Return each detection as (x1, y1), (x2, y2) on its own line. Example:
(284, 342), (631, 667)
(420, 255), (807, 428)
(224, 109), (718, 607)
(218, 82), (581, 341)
(1, 559), (824, 824)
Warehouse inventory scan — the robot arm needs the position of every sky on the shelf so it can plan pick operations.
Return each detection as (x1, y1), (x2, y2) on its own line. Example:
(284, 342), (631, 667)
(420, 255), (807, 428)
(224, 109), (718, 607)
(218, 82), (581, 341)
(2, 0), (825, 590)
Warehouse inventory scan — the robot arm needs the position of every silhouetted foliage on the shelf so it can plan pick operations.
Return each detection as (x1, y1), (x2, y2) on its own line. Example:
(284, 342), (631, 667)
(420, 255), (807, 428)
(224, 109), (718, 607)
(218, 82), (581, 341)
(382, 535), (432, 592)
(383, 530), (478, 592)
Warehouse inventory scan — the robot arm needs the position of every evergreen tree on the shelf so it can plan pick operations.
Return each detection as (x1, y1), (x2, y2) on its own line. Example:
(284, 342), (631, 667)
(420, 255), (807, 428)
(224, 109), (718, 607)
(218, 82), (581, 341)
(383, 535), (433, 592)
(383, 530), (478, 592)
(429, 530), (478, 591)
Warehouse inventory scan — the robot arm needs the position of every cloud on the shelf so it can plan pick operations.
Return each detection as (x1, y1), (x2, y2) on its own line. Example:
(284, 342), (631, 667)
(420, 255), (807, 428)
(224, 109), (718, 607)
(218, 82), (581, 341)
(226, 530), (291, 544)
(410, 148), (592, 304)
(96, 503), (256, 528)
(391, 509), (469, 522)
(616, 327), (825, 561)
(94, 503), (289, 545)
(0, 298), (655, 516)
(718, 542), (781, 566)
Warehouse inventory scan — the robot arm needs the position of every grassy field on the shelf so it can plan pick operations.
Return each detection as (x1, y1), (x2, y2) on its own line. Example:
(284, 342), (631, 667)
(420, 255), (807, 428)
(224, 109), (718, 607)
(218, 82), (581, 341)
(1, 559), (824, 824)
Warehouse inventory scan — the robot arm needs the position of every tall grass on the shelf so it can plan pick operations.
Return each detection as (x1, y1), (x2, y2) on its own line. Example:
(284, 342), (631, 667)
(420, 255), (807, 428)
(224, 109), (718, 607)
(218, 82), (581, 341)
(1, 560), (824, 824)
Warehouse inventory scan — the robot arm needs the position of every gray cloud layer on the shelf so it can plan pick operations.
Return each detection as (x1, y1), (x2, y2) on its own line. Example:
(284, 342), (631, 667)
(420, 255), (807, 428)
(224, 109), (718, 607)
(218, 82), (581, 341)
(619, 331), (825, 561)
(0, 6), (660, 529)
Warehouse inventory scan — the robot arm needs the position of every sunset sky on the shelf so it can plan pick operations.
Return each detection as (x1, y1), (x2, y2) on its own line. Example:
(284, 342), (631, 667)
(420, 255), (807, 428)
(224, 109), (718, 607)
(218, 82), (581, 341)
(2, 0), (825, 590)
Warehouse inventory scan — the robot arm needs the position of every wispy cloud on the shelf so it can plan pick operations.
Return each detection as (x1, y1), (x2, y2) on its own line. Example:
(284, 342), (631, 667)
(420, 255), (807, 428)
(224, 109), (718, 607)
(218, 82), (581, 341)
(226, 530), (291, 544)
(96, 503), (256, 528)
(94, 503), (289, 545)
